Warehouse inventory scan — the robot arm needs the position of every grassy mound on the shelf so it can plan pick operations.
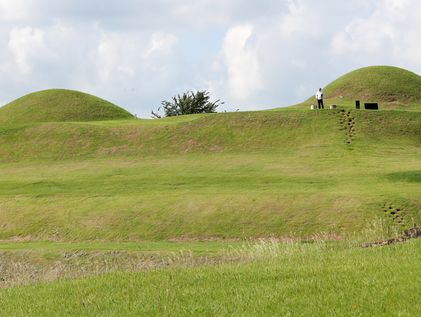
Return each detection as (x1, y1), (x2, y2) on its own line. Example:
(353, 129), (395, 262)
(0, 89), (133, 124)
(295, 66), (421, 110)
(324, 66), (421, 102)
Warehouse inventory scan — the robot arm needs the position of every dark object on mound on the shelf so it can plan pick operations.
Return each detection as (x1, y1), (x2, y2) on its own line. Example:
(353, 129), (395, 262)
(355, 100), (360, 109)
(364, 103), (379, 110)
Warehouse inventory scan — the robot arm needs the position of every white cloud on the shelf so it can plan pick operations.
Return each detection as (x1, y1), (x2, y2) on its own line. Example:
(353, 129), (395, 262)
(0, 0), (31, 21)
(222, 24), (262, 102)
(96, 32), (142, 82)
(144, 33), (177, 58)
(94, 30), (177, 84)
(8, 27), (45, 74)
(331, 0), (421, 70)
(279, 0), (320, 37)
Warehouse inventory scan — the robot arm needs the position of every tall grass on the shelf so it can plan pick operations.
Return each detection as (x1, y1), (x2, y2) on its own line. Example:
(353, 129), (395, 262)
(1, 239), (420, 316)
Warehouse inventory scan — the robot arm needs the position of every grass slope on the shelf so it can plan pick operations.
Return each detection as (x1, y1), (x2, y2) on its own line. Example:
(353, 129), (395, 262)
(0, 89), (133, 124)
(1, 240), (420, 316)
(0, 109), (419, 240)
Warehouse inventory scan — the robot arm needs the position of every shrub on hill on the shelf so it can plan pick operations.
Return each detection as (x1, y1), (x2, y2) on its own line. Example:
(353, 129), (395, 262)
(152, 90), (223, 118)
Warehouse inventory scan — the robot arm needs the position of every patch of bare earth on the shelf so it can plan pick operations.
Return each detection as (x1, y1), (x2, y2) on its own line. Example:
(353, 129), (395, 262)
(362, 227), (421, 248)
(169, 233), (343, 243)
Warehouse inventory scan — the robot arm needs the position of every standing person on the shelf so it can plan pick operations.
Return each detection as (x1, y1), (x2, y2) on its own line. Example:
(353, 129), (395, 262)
(316, 88), (324, 109)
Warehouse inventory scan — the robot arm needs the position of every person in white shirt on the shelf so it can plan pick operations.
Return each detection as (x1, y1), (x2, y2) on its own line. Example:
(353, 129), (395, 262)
(315, 88), (324, 109)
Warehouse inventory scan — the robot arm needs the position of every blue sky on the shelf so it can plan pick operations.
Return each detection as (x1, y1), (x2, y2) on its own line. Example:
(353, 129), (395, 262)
(0, 0), (420, 117)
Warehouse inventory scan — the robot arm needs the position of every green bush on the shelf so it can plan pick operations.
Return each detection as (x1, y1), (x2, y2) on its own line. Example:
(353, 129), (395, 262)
(152, 90), (223, 118)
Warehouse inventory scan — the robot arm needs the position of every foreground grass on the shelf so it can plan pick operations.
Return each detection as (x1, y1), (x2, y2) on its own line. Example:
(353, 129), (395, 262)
(1, 240), (420, 316)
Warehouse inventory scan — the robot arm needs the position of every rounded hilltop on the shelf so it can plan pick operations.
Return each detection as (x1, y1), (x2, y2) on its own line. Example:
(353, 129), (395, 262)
(297, 66), (421, 110)
(0, 89), (133, 124)
(324, 66), (421, 103)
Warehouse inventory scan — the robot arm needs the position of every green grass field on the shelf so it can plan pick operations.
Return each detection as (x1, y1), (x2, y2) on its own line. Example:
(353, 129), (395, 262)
(0, 66), (420, 315)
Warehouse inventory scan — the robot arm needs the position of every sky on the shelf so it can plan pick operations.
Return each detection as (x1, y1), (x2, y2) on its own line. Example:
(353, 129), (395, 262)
(0, 0), (421, 117)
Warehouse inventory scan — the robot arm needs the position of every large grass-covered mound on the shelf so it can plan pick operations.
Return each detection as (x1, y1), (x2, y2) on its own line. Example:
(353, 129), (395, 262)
(297, 66), (421, 110)
(324, 66), (421, 103)
(0, 89), (133, 124)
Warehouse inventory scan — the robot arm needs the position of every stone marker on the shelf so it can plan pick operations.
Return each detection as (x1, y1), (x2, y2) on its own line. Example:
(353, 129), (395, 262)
(364, 103), (379, 110)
